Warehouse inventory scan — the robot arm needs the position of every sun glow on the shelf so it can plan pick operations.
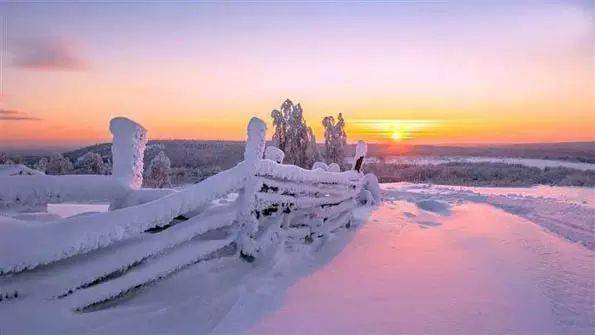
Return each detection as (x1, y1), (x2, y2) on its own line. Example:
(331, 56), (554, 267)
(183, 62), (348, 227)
(391, 131), (402, 141)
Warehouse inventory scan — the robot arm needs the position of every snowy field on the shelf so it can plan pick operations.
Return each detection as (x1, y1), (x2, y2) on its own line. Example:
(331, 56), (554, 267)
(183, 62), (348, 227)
(0, 183), (592, 334)
(350, 156), (595, 171)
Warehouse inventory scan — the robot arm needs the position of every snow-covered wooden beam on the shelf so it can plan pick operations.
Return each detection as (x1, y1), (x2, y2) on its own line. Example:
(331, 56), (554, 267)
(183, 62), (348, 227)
(109, 117), (148, 189)
(237, 117), (267, 261)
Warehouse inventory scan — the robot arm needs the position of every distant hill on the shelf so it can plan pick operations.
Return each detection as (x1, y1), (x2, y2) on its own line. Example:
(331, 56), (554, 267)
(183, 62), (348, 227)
(64, 140), (246, 171)
(64, 141), (595, 168)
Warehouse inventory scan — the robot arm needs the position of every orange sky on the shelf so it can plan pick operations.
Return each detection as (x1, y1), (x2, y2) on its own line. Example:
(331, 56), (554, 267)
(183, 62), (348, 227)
(0, 2), (593, 148)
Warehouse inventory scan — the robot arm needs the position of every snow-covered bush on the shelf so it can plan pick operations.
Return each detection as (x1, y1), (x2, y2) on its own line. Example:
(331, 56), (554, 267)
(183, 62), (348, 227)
(45, 153), (73, 175)
(322, 113), (347, 165)
(0, 152), (14, 165)
(75, 152), (108, 175)
(271, 99), (318, 168)
(146, 151), (171, 188)
(34, 157), (48, 173)
(265, 146), (284, 163)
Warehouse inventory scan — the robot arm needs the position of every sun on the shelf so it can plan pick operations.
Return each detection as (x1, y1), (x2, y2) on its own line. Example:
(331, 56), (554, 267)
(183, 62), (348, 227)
(391, 131), (402, 141)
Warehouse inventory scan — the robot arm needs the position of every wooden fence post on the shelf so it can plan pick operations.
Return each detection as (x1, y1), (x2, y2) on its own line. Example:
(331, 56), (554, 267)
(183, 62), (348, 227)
(352, 140), (367, 172)
(237, 117), (267, 262)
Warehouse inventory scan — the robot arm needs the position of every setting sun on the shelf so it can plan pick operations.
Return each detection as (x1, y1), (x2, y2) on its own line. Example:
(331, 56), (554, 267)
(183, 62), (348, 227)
(391, 131), (402, 141)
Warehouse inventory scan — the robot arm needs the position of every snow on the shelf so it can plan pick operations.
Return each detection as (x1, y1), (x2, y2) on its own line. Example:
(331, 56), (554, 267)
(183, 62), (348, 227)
(384, 183), (595, 249)
(327, 162), (340, 172)
(0, 175), (130, 209)
(47, 203), (110, 218)
(0, 164), (44, 176)
(242, 201), (593, 335)
(1, 183), (592, 334)
(361, 173), (381, 204)
(264, 146), (284, 163)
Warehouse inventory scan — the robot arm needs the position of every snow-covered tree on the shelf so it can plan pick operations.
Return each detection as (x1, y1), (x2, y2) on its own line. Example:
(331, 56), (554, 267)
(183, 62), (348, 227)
(322, 113), (347, 165)
(147, 151), (171, 188)
(270, 99), (318, 168)
(45, 153), (73, 175)
(35, 157), (48, 173)
(305, 127), (321, 168)
(75, 152), (107, 175)
(0, 152), (13, 165)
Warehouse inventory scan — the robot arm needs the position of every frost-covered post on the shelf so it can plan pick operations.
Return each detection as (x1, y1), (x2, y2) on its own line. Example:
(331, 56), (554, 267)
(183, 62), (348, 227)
(352, 140), (367, 172)
(238, 117), (267, 262)
(109, 117), (148, 189)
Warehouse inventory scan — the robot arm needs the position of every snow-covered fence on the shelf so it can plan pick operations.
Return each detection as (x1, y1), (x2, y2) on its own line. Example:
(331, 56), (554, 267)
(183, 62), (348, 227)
(237, 119), (367, 260)
(0, 116), (373, 309)
(0, 117), (148, 209)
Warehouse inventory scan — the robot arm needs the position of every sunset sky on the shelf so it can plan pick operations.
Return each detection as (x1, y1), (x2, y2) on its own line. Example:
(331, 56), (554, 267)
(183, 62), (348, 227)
(0, 1), (593, 149)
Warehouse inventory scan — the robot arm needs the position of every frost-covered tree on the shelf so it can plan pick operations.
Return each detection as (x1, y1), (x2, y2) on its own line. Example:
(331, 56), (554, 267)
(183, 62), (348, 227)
(147, 151), (171, 188)
(45, 153), (73, 175)
(322, 113), (347, 165)
(305, 127), (321, 168)
(270, 99), (318, 168)
(75, 152), (107, 175)
(35, 157), (48, 173)
(0, 152), (13, 165)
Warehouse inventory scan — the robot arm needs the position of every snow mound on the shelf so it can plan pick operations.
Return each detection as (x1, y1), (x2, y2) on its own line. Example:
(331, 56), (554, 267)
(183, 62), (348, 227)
(415, 199), (451, 214)
(265, 146), (284, 163)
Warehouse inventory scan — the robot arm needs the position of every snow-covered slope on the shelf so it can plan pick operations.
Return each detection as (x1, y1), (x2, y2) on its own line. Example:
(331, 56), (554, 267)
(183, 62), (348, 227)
(0, 183), (592, 334)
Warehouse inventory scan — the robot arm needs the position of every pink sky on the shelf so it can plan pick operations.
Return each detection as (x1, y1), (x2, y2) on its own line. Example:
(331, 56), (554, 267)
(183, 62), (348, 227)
(0, 1), (593, 147)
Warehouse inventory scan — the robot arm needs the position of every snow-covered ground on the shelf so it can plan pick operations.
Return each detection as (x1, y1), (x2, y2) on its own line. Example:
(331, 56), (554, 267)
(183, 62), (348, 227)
(1, 183), (593, 334)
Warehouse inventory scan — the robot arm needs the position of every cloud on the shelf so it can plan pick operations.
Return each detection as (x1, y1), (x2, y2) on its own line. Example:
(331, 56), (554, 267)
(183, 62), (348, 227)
(12, 37), (89, 71)
(0, 109), (41, 121)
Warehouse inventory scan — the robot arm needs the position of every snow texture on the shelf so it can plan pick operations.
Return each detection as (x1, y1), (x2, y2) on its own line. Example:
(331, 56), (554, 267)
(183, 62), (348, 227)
(3, 183), (592, 334)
